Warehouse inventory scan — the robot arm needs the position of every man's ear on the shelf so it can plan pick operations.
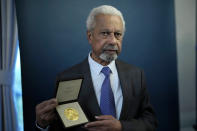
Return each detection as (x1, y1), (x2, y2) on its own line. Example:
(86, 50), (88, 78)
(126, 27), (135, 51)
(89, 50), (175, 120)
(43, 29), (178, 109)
(86, 31), (93, 44)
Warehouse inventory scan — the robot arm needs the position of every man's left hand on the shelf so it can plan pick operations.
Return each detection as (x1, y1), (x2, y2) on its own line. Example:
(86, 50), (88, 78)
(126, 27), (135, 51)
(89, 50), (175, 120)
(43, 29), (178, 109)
(84, 115), (122, 131)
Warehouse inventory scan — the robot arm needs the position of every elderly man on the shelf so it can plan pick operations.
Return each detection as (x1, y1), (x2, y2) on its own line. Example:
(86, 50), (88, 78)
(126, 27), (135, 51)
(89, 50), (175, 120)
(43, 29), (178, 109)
(36, 5), (158, 131)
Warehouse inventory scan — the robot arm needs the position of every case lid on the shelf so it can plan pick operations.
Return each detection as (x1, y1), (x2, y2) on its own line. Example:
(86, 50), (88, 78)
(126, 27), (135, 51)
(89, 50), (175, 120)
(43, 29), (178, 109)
(56, 79), (83, 103)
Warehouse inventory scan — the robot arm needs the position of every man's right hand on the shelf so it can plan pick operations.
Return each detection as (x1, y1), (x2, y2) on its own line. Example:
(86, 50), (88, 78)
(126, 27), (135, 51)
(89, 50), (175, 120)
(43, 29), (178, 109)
(36, 98), (58, 128)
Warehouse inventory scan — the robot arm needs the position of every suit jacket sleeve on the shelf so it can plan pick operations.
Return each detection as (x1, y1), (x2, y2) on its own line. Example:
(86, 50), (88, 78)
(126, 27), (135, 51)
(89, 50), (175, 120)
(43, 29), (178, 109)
(120, 71), (158, 131)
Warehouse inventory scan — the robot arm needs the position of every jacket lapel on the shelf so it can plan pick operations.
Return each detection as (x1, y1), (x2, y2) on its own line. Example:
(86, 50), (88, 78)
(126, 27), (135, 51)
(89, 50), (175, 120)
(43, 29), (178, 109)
(78, 59), (101, 121)
(115, 60), (133, 120)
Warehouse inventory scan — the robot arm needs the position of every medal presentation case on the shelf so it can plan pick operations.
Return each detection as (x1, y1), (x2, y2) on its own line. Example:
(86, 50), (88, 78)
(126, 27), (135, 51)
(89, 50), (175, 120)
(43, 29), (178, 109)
(56, 78), (88, 128)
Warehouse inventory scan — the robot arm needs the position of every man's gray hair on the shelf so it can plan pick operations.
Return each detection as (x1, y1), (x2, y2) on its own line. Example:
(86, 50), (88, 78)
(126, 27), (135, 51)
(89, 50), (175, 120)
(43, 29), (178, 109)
(86, 5), (125, 33)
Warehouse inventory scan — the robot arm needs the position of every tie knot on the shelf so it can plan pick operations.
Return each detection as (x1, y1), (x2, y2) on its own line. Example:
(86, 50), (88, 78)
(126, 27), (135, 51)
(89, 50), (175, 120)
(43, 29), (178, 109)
(101, 67), (111, 77)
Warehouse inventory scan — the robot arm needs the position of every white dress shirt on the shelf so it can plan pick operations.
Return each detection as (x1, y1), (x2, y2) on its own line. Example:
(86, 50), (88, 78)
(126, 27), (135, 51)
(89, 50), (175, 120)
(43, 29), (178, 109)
(88, 53), (123, 119)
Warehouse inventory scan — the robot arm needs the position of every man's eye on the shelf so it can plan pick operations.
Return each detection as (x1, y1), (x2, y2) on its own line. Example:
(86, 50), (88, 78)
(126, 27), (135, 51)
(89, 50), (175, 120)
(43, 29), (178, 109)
(101, 32), (110, 36)
(114, 32), (122, 37)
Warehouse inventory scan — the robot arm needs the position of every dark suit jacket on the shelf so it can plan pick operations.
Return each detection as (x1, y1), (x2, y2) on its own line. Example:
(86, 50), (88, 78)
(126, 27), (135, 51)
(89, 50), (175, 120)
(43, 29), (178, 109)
(37, 58), (158, 131)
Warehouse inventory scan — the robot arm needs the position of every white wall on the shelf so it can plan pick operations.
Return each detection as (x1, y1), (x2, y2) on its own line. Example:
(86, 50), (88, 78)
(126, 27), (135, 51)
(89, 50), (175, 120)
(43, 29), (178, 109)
(175, 0), (196, 130)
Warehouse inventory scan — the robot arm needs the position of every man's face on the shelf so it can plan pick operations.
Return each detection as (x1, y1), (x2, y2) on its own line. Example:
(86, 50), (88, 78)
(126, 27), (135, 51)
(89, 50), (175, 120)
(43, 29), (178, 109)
(87, 14), (124, 65)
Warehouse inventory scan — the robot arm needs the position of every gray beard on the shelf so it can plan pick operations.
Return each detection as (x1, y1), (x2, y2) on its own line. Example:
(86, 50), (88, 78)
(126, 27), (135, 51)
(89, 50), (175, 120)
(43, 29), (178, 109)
(99, 52), (118, 63)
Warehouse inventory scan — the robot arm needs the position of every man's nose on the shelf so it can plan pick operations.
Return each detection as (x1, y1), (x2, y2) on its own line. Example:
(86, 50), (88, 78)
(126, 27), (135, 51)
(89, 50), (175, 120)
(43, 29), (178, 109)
(108, 33), (117, 44)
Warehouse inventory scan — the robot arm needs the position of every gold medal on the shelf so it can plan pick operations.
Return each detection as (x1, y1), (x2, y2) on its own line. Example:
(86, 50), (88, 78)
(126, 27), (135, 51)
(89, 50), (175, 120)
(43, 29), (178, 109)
(64, 108), (79, 121)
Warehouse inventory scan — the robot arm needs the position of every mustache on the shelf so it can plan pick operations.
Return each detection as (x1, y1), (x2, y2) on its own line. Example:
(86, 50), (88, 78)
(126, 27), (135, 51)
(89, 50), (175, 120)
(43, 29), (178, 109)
(102, 44), (118, 51)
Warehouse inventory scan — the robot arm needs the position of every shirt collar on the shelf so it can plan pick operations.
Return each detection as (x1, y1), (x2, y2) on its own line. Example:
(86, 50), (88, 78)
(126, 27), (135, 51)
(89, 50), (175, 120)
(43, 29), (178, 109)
(88, 52), (116, 75)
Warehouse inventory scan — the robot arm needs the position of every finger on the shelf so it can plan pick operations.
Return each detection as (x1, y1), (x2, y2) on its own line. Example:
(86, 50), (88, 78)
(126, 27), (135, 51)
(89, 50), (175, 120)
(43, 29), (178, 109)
(36, 98), (57, 114)
(39, 102), (57, 114)
(40, 110), (56, 122)
(85, 120), (106, 128)
(38, 98), (58, 115)
(44, 111), (57, 122)
(38, 98), (57, 109)
(84, 125), (103, 131)
(95, 115), (115, 120)
(86, 127), (102, 131)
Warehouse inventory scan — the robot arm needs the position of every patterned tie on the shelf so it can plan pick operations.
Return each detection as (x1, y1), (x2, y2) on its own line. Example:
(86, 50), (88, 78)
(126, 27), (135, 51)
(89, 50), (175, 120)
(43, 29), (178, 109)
(100, 67), (116, 117)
